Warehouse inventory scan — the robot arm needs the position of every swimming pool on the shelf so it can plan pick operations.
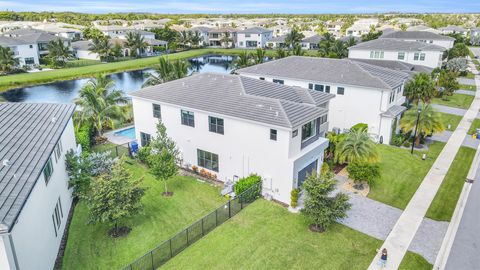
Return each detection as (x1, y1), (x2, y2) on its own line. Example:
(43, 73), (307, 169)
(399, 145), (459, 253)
(114, 127), (136, 140)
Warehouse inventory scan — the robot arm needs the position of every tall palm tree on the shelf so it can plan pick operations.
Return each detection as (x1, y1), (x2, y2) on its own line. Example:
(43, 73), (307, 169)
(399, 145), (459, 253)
(89, 37), (113, 62)
(176, 30), (191, 49)
(47, 38), (73, 67)
(75, 74), (128, 137)
(0, 46), (19, 74)
(400, 104), (445, 146)
(220, 32), (233, 48)
(331, 40), (348, 58)
(292, 44), (305, 56)
(404, 73), (436, 105)
(189, 30), (203, 48)
(125, 32), (148, 58)
(285, 28), (305, 48)
(345, 36), (357, 47)
(143, 57), (189, 87)
(233, 51), (252, 69)
(335, 129), (379, 164)
(254, 48), (266, 64)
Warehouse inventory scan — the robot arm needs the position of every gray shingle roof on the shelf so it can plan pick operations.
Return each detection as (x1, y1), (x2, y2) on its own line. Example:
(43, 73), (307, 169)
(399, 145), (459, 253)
(381, 31), (455, 41)
(302, 35), (323, 44)
(268, 35), (287, 43)
(439, 25), (466, 32)
(237, 56), (410, 90)
(349, 38), (446, 51)
(189, 26), (212, 33)
(18, 32), (65, 43)
(238, 27), (272, 34)
(381, 105), (407, 117)
(0, 103), (75, 233)
(129, 73), (333, 128)
(0, 36), (30, 46)
(349, 58), (433, 74)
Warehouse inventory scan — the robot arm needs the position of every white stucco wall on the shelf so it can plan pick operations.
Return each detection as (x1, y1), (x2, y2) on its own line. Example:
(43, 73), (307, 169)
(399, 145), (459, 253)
(131, 97), (328, 204)
(75, 49), (99, 60)
(389, 38), (454, 50)
(11, 43), (39, 66)
(7, 119), (76, 270)
(237, 32), (273, 48)
(348, 49), (443, 68)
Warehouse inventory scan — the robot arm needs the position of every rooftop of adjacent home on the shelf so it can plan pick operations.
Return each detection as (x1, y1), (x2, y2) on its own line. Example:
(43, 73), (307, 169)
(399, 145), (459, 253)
(237, 56), (410, 90)
(0, 103), (75, 233)
(129, 73), (334, 129)
(348, 38), (446, 51)
(380, 30), (455, 40)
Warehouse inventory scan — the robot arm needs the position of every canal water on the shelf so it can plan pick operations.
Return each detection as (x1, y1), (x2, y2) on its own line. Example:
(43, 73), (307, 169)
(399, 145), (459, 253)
(0, 54), (236, 103)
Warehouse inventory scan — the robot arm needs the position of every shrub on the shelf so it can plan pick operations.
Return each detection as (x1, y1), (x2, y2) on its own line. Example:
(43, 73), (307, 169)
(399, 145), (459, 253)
(137, 146), (151, 165)
(75, 123), (92, 152)
(346, 162), (380, 187)
(350, 123), (368, 132)
(87, 151), (117, 176)
(290, 188), (300, 208)
(402, 140), (411, 148)
(191, 165), (198, 173)
(321, 162), (330, 175)
(390, 134), (405, 147)
(234, 174), (262, 198)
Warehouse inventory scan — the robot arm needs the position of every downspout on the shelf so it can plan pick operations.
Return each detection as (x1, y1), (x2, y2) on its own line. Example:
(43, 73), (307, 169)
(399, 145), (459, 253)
(378, 91), (384, 142)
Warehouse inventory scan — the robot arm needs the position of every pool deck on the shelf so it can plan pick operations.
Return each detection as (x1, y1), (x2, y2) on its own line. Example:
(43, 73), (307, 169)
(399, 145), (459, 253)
(104, 125), (136, 145)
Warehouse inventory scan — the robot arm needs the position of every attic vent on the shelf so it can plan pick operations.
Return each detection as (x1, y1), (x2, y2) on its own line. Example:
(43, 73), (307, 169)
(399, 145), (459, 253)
(2, 159), (10, 167)
(51, 117), (57, 123)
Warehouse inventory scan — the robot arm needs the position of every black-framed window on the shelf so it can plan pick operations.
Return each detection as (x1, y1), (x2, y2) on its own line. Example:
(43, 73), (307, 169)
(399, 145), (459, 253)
(314, 84), (324, 91)
(52, 197), (63, 237)
(308, 83), (313, 90)
(25, 57), (35, 64)
(325, 85), (330, 93)
(292, 129), (298, 138)
(54, 140), (63, 163)
(181, 110), (195, 127)
(337, 87), (345, 95)
(197, 149), (219, 172)
(43, 157), (54, 184)
(140, 132), (151, 147)
(270, 129), (277, 141)
(152, 104), (161, 119)
(259, 77), (265, 80)
(209, 116), (224, 134)
(273, 79), (284, 84)
(301, 120), (317, 142)
(319, 114), (328, 124)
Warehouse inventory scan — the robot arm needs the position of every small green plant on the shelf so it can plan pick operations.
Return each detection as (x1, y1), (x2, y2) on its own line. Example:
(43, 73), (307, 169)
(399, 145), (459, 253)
(234, 174), (262, 195)
(402, 140), (411, 148)
(320, 162), (330, 176)
(290, 188), (300, 208)
(346, 162), (380, 188)
(75, 123), (92, 152)
(350, 123), (368, 132)
(137, 146), (151, 165)
(390, 134), (405, 147)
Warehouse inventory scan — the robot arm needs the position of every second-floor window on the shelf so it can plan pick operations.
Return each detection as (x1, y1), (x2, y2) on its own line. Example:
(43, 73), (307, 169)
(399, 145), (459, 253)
(181, 110), (195, 127)
(43, 157), (54, 185)
(54, 140), (63, 163)
(398, 52), (405, 60)
(270, 129), (277, 141)
(209, 116), (224, 134)
(152, 104), (161, 119)
(414, 52), (425, 61)
(309, 83), (330, 93)
(273, 79), (284, 84)
(337, 87), (345, 95)
(370, 51), (384, 59)
(301, 119), (317, 142)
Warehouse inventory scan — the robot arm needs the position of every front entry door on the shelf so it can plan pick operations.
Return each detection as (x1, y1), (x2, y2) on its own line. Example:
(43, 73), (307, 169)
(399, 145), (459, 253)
(297, 160), (318, 189)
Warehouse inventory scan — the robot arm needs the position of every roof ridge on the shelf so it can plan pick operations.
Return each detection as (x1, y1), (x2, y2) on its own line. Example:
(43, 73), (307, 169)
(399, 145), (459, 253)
(348, 60), (392, 89)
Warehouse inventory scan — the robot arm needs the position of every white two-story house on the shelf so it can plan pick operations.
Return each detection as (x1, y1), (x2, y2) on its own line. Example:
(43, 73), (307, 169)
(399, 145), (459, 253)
(188, 26), (211, 46)
(381, 30), (455, 50)
(236, 27), (273, 48)
(0, 36), (39, 66)
(130, 73), (334, 205)
(237, 56), (411, 144)
(0, 103), (77, 270)
(348, 38), (446, 69)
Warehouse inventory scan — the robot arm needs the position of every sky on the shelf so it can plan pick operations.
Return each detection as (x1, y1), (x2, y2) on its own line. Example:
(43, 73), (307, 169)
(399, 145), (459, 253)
(0, 0), (479, 14)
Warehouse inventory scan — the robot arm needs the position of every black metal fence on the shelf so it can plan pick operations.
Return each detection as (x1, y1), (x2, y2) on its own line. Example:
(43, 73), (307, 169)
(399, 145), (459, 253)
(95, 142), (132, 158)
(122, 182), (262, 270)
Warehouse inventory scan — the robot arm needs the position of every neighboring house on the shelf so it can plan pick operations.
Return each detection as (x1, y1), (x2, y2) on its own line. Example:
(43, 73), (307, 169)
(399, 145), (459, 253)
(129, 73), (334, 205)
(301, 35), (323, 50)
(406, 25), (441, 34)
(33, 26), (82, 40)
(236, 27), (273, 48)
(326, 21), (344, 36)
(271, 25), (291, 37)
(470, 28), (480, 46)
(188, 26), (211, 46)
(0, 103), (76, 270)
(0, 36), (39, 66)
(237, 56), (411, 144)
(72, 38), (166, 60)
(381, 30), (455, 49)
(348, 38), (446, 68)
(96, 26), (156, 40)
(208, 28), (237, 47)
(349, 58), (434, 74)
(266, 34), (287, 48)
(438, 25), (467, 36)
(346, 18), (379, 37)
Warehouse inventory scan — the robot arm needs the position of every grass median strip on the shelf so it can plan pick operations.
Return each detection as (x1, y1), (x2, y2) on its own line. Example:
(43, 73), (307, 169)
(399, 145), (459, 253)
(432, 93), (474, 109)
(439, 113), (463, 131)
(459, 84), (477, 91)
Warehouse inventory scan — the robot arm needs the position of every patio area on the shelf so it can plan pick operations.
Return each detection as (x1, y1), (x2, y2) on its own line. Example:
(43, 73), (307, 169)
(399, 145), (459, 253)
(104, 125), (136, 145)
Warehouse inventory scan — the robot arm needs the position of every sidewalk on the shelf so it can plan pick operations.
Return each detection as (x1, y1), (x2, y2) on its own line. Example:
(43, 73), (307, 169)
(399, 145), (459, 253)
(367, 73), (480, 269)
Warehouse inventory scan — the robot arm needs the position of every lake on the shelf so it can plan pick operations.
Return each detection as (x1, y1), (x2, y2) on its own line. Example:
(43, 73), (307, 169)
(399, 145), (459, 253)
(0, 54), (236, 103)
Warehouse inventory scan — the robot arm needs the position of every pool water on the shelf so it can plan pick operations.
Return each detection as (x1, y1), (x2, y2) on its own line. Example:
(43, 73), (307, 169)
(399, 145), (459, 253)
(115, 127), (136, 139)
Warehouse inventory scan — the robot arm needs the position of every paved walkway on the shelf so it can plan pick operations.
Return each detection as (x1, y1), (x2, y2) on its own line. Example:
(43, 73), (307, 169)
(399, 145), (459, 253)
(457, 89), (475, 96)
(458, 77), (476, 86)
(431, 132), (480, 149)
(367, 71), (480, 269)
(432, 104), (467, 116)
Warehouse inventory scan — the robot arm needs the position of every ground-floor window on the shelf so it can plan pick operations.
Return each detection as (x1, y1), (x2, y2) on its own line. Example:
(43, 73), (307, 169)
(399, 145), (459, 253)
(43, 157), (54, 184)
(297, 160), (318, 188)
(24, 57), (35, 65)
(197, 149), (219, 172)
(140, 132), (151, 147)
(52, 197), (63, 237)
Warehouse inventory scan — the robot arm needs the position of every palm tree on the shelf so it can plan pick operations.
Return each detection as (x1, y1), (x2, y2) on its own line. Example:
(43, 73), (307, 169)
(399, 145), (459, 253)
(220, 32), (233, 48)
(47, 38), (73, 67)
(331, 40), (348, 58)
(176, 30), (191, 49)
(143, 57), (189, 87)
(254, 48), (266, 64)
(292, 44), (305, 56)
(285, 28), (305, 48)
(335, 129), (379, 164)
(233, 51), (252, 69)
(437, 70), (459, 99)
(400, 104), (445, 146)
(404, 73), (436, 105)
(345, 36), (357, 47)
(189, 30), (203, 48)
(75, 74), (128, 137)
(89, 37), (113, 62)
(275, 47), (290, 59)
(0, 46), (19, 74)
(171, 60), (190, 79)
(125, 32), (148, 58)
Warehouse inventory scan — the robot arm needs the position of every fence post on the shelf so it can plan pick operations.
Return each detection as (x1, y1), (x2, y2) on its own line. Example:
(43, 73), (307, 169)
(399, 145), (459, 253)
(169, 238), (173, 258)
(115, 146), (119, 157)
(201, 218), (204, 236)
(215, 209), (218, 226)
(151, 251), (154, 270)
(186, 228), (189, 245)
(240, 193), (243, 209)
(228, 200), (231, 218)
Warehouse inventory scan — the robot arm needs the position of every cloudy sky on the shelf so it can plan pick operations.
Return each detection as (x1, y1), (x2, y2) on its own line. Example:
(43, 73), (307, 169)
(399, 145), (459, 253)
(0, 0), (478, 13)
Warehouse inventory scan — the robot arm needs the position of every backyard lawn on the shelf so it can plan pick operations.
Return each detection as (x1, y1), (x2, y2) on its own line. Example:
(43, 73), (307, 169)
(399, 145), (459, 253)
(439, 112), (463, 131)
(61, 160), (228, 270)
(432, 93), (474, 109)
(426, 146), (476, 221)
(162, 199), (429, 270)
(399, 252), (432, 270)
(467, 118), (480, 134)
(368, 142), (445, 209)
(459, 84), (477, 91)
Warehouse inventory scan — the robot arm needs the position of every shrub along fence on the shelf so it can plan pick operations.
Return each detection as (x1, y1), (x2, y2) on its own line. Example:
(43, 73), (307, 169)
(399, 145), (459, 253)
(122, 182), (262, 270)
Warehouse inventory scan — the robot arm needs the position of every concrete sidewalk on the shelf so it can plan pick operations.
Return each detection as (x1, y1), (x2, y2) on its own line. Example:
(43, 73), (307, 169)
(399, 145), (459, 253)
(367, 75), (480, 269)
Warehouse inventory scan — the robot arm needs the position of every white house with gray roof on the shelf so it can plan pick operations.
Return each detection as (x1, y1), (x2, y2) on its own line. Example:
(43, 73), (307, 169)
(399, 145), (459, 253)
(0, 103), (76, 270)
(237, 56), (411, 144)
(0, 36), (39, 67)
(381, 30), (455, 50)
(348, 38), (446, 68)
(129, 73), (334, 205)
(438, 25), (467, 36)
(236, 27), (273, 48)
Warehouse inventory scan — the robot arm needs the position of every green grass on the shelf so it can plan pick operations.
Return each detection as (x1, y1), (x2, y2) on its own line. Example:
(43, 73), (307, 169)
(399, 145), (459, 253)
(468, 118), (480, 135)
(439, 112), (463, 131)
(426, 147), (476, 221)
(399, 252), (432, 270)
(64, 59), (101, 68)
(432, 93), (474, 109)
(368, 142), (445, 209)
(461, 72), (476, 79)
(162, 199), (427, 270)
(459, 84), (477, 91)
(61, 160), (228, 270)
